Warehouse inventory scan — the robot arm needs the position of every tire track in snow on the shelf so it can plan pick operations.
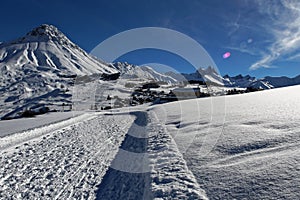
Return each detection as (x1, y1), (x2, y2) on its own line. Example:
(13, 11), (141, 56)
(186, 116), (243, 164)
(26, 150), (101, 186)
(96, 111), (208, 200)
(96, 111), (153, 200)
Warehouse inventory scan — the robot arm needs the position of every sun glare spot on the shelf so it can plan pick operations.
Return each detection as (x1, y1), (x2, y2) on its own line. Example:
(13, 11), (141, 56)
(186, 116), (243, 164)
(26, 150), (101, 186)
(223, 52), (231, 59)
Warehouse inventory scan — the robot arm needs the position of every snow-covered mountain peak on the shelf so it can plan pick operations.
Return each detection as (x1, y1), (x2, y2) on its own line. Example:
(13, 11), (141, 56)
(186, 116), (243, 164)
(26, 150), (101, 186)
(197, 66), (218, 75)
(0, 24), (120, 119)
(26, 24), (62, 39)
(234, 74), (244, 79)
(20, 24), (66, 43)
(111, 62), (177, 83)
(10, 24), (85, 54)
(0, 24), (118, 75)
(169, 66), (225, 86)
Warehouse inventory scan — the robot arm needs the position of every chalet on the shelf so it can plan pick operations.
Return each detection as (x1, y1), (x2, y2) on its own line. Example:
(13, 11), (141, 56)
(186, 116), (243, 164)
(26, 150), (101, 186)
(172, 87), (202, 99)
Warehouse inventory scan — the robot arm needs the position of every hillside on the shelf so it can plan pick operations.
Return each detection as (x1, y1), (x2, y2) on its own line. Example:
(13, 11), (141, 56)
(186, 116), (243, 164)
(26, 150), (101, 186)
(0, 24), (119, 119)
(151, 85), (300, 199)
(0, 25), (178, 119)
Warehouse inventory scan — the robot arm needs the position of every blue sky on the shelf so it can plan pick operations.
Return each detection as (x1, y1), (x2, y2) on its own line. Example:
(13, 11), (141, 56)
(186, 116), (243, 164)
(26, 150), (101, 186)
(0, 0), (299, 77)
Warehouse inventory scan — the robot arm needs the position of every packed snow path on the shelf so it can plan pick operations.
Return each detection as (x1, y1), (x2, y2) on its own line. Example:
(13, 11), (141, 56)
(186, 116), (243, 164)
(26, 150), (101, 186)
(0, 113), (134, 199)
(0, 111), (207, 199)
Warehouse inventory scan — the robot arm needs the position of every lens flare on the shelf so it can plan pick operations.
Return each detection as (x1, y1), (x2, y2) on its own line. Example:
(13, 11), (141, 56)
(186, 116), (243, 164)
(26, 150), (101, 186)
(223, 52), (231, 59)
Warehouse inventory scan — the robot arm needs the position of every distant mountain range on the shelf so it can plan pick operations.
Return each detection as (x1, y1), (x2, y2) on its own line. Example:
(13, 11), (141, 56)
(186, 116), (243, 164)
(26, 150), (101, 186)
(166, 67), (300, 89)
(0, 24), (299, 119)
(222, 73), (300, 89)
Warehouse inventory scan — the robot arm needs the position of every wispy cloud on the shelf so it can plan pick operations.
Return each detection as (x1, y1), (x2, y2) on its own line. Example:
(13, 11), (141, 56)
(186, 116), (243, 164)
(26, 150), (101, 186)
(225, 45), (263, 56)
(227, 13), (241, 37)
(287, 53), (300, 61)
(249, 0), (300, 70)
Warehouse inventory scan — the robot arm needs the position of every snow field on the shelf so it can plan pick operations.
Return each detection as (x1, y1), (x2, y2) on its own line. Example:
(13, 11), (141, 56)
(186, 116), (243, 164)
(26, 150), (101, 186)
(154, 85), (300, 199)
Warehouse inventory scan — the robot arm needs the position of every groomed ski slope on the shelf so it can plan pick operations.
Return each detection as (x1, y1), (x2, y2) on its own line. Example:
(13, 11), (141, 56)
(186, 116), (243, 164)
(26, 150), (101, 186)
(0, 109), (207, 199)
(0, 113), (135, 199)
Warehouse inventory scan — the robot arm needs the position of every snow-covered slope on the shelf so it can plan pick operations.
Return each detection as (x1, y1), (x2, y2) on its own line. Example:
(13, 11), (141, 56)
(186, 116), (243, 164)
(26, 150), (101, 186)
(112, 62), (177, 84)
(1, 84), (299, 199)
(0, 24), (117, 75)
(0, 25), (182, 119)
(151, 85), (300, 199)
(186, 66), (225, 85)
(166, 66), (225, 86)
(0, 24), (119, 119)
(0, 107), (209, 199)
